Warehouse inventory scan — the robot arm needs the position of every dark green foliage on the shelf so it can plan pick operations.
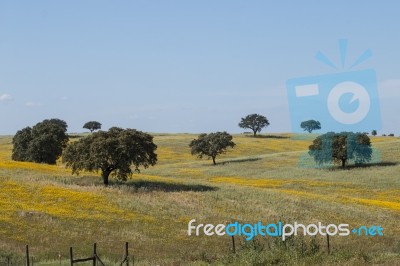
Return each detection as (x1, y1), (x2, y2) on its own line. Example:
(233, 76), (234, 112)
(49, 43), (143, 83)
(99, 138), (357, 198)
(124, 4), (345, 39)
(62, 127), (157, 186)
(12, 119), (69, 164)
(83, 121), (102, 132)
(309, 132), (372, 168)
(239, 114), (269, 136)
(28, 119), (69, 164)
(11, 127), (32, 161)
(371, 130), (377, 136)
(189, 131), (235, 165)
(300, 120), (321, 133)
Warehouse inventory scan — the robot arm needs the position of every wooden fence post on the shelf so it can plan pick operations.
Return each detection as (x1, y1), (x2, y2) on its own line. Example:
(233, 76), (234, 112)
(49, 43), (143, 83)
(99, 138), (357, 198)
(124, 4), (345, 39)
(125, 242), (129, 266)
(326, 234), (331, 255)
(25, 245), (30, 266)
(231, 236), (236, 254)
(70, 247), (73, 266)
(93, 243), (97, 266)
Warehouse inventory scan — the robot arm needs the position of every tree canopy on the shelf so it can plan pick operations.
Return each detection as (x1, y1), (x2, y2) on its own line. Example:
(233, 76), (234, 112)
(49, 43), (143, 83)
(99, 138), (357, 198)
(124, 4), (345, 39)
(300, 120), (321, 133)
(83, 121), (102, 132)
(238, 114), (269, 136)
(189, 131), (235, 165)
(12, 119), (69, 164)
(11, 127), (33, 162)
(62, 127), (157, 186)
(308, 132), (372, 168)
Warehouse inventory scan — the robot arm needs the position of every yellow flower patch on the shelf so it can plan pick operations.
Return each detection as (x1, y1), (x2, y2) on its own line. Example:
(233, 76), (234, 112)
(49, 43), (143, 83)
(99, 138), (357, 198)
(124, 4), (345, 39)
(0, 160), (69, 175)
(210, 176), (288, 188)
(344, 197), (400, 211)
(0, 180), (135, 222)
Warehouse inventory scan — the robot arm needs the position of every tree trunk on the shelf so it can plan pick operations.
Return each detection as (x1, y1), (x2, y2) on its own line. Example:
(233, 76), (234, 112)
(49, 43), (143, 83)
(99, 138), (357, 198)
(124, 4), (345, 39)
(253, 130), (256, 137)
(212, 156), (216, 165)
(102, 169), (111, 186)
(341, 159), (346, 168)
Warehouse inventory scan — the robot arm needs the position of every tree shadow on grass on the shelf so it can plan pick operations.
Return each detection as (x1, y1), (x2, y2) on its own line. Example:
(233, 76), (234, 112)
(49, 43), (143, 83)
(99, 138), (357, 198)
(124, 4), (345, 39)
(71, 176), (218, 192)
(245, 135), (290, 139)
(217, 157), (262, 165)
(333, 161), (398, 170)
(124, 180), (218, 192)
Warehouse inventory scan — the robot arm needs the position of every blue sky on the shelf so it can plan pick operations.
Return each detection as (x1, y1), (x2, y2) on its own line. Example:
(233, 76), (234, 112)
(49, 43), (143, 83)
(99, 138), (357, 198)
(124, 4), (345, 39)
(1, 1), (399, 135)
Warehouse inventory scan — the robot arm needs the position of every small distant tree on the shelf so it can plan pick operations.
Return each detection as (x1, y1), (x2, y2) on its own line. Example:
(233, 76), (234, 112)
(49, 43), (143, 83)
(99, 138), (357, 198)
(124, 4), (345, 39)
(12, 119), (69, 164)
(189, 132), (235, 165)
(239, 114), (269, 137)
(83, 121), (102, 133)
(63, 127), (157, 186)
(309, 132), (372, 168)
(371, 130), (377, 136)
(300, 120), (321, 133)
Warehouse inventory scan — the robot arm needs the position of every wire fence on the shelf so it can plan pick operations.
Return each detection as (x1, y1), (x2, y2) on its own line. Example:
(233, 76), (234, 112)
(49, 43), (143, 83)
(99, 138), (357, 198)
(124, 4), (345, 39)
(0, 242), (132, 266)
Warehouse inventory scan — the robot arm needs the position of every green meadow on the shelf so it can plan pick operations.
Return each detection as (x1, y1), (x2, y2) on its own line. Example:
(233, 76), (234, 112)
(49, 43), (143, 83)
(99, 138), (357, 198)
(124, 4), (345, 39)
(0, 134), (399, 265)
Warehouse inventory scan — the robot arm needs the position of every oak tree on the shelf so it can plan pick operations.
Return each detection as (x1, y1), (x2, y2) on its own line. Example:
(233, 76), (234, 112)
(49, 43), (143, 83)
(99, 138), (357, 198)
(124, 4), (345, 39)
(83, 121), (102, 133)
(63, 127), (157, 186)
(300, 120), (321, 133)
(239, 114), (269, 136)
(189, 131), (235, 165)
(309, 132), (372, 168)
(12, 119), (69, 164)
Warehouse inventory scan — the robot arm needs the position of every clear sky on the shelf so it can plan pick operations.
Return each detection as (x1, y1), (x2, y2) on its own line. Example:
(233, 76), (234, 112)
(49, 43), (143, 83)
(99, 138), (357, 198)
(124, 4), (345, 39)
(1, 1), (399, 135)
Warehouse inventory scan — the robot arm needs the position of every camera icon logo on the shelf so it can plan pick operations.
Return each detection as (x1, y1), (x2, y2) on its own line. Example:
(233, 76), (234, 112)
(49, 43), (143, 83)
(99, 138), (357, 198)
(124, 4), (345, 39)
(286, 40), (381, 133)
(327, 81), (370, 125)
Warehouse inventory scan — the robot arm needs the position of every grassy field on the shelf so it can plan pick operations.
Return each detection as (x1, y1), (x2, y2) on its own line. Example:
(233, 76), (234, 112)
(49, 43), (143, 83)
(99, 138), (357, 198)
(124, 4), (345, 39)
(0, 133), (399, 265)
